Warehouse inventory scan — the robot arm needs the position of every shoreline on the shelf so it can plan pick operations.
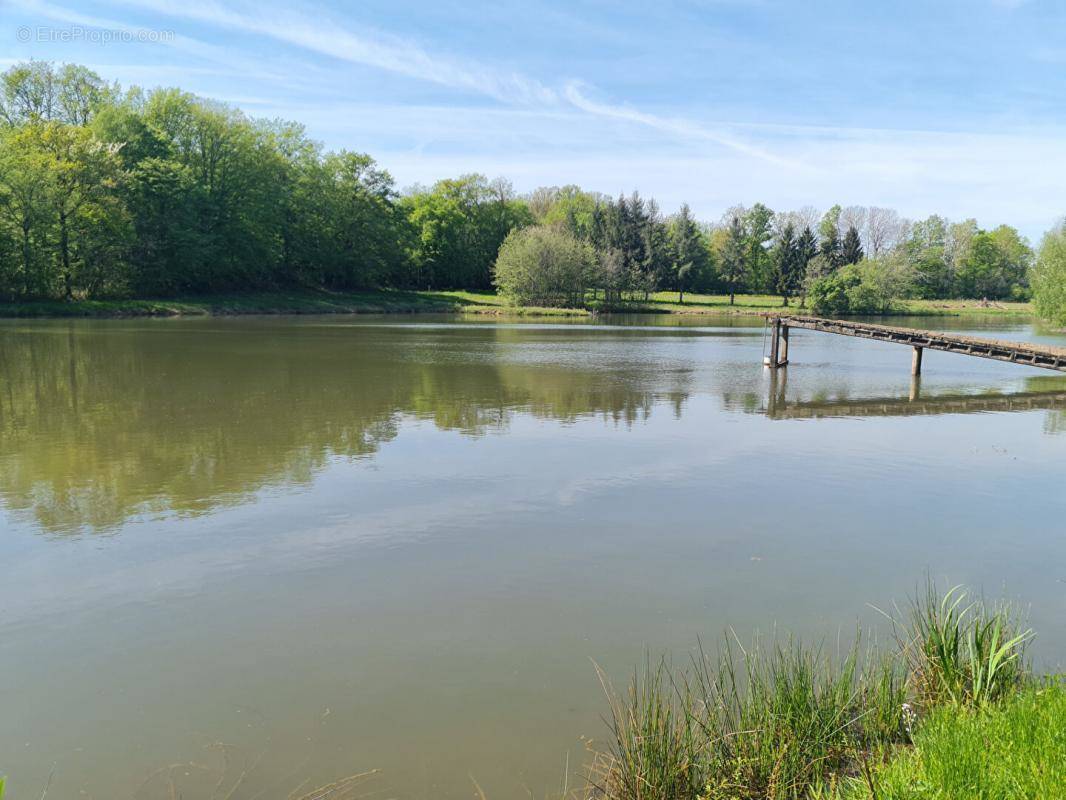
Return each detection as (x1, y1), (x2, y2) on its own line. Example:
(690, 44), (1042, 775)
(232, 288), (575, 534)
(0, 289), (1036, 321)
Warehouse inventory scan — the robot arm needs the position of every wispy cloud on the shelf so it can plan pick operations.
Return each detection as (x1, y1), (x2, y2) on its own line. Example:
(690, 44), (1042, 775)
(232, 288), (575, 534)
(79, 0), (802, 167)
(108, 0), (559, 104)
(21, 0), (310, 88)
(563, 81), (813, 171)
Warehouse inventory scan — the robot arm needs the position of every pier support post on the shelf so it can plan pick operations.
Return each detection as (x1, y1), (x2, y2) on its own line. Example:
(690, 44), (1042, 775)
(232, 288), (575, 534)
(779, 324), (789, 367)
(911, 346), (923, 376)
(768, 318), (781, 368)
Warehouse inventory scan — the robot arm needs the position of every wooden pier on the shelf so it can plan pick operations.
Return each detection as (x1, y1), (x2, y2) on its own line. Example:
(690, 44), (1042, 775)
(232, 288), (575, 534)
(766, 386), (1066, 420)
(763, 315), (1066, 374)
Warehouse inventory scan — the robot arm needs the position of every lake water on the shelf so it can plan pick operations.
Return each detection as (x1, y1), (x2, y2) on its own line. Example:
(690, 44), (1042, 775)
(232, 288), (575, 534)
(2, 314), (1065, 799)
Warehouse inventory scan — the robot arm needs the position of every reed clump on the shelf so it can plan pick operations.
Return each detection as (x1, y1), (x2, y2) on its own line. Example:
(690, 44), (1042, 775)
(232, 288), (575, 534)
(586, 582), (1037, 800)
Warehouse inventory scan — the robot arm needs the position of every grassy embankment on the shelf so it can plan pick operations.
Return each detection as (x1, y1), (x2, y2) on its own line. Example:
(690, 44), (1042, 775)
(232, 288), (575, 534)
(587, 584), (1064, 800)
(0, 289), (1034, 319)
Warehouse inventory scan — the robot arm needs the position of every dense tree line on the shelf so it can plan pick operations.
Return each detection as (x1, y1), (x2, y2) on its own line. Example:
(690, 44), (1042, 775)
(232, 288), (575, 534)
(0, 61), (1048, 312)
(507, 195), (1037, 310)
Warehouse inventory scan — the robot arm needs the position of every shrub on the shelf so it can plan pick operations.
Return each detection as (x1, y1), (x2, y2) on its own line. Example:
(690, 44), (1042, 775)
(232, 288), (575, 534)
(808, 257), (914, 316)
(1032, 220), (1066, 325)
(492, 225), (595, 307)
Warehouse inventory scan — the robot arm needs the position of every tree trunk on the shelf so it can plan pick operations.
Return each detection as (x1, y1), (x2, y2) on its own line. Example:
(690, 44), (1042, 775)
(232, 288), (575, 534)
(679, 290), (683, 304)
(729, 286), (735, 305)
(21, 219), (32, 297)
(60, 209), (73, 301)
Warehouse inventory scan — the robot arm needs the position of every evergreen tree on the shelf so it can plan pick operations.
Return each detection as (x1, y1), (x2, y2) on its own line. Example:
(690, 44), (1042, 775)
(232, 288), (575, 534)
(721, 215), (746, 305)
(743, 203), (774, 292)
(772, 222), (800, 306)
(842, 225), (864, 265)
(796, 225), (818, 303)
(667, 203), (710, 303)
(820, 227), (843, 270)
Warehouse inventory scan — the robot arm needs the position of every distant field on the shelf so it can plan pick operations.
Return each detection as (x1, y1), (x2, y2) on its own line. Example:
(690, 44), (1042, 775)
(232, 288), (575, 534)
(0, 288), (1035, 319)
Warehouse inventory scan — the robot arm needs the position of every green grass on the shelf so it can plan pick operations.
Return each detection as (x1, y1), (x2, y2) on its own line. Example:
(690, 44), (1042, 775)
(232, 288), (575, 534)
(586, 583), (1040, 800)
(644, 292), (1034, 317)
(0, 288), (466, 318)
(590, 637), (907, 800)
(829, 682), (1066, 799)
(0, 289), (1034, 319)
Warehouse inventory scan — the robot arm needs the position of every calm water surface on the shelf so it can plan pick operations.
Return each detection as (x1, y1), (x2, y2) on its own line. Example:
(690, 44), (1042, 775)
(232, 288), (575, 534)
(2, 314), (1065, 798)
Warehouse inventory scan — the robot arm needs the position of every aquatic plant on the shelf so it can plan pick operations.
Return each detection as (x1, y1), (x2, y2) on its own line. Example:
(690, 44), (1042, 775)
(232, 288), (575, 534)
(588, 635), (907, 800)
(902, 583), (1032, 708)
(586, 584), (1038, 800)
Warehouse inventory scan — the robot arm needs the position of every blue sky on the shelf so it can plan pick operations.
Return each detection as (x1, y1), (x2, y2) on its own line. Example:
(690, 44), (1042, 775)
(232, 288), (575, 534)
(3, 0), (1065, 239)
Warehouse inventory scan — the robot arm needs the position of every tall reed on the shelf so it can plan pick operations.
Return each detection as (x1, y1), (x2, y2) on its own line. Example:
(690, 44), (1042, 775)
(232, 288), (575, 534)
(587, 583), (1033, 800)
(902, 583), (1032, 708)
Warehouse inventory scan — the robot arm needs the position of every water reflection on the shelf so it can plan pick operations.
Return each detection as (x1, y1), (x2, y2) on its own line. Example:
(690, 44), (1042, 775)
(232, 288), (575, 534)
(4, 317), (1066, 534)
(0, 320), (692, 532)
(762, 369), (1066, 420)
(4, 316), (1066, 800)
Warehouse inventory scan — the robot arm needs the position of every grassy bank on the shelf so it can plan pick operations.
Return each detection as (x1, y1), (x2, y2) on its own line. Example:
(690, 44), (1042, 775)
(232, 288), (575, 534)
(0, 289), (1034, 320)
(830, 684), (1065, 799)
(642, 292), (1034, 318)
(585, 584), (1063, 800)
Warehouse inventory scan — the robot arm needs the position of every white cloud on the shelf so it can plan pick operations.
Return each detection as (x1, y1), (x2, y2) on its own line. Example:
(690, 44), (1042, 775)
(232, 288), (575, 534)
(563, 81), (814, 171)
(107, 0), (559, 105)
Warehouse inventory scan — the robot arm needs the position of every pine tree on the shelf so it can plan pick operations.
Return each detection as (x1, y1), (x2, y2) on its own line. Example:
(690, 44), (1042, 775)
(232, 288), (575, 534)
(796, 225), (818, 304)
(667, 204), (711, 303)
(772, 223), (799, 306)
(820, 227), (843, 270)
(842, 225), (864, 265)
(721, 215), (746, 305)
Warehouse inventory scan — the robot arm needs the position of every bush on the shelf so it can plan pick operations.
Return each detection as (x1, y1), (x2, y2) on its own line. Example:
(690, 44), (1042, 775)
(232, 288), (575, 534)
(833, 683), (1066, 799)
(1032, 221), (1066, 325)
(808, 257), (914, 316)
(492, 225), (595, 307)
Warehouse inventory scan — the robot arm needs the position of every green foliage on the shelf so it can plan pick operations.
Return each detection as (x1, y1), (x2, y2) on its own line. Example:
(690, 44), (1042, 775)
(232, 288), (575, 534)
(0, 60), (1050, 307)
(492, 225), (594, 307)
(904, 584), (1031, 709)
(691, 638), (902, 800)
(743, 203), (775, 292)
(1031, 220), (1066, 326)
(403, 175), (532, 289)
(954, 226), (1032, 300)
(832, 683), (1066, 799)
(905, 215), (951, 299)
(594, 635), (906, 800)
(807, 258), (914, 315)
(719, 215), (747, 303)
(771, 222), (812, 306)
(589, 584), (1048, 800)
(841, 225), (864, 265)
(666, 203), (713, 302)
(0, 61), (414, 299)
(593, 657), (703, 800)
